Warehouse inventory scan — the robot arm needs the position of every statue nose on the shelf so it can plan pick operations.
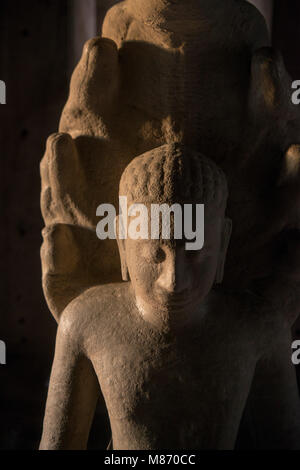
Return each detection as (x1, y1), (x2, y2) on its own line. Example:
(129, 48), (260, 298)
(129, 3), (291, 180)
(157, 252), (189, 293)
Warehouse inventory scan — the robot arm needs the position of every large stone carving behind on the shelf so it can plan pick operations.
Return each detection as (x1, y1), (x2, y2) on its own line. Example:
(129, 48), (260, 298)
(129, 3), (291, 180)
(41, 0), (300, 324)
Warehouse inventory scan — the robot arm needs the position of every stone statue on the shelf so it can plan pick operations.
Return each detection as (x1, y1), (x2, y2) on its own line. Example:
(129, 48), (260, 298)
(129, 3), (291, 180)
(40, 0), (300, 327)
(40, 0), (300, 450)
(40, 145), (300, 450)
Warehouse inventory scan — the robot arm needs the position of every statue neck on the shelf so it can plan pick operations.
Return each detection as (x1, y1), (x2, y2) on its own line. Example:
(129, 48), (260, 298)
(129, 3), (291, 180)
(134, 292), (208, 333)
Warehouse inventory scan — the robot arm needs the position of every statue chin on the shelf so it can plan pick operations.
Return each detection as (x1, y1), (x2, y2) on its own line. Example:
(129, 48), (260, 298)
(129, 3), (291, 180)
(135, 294), (206, 330)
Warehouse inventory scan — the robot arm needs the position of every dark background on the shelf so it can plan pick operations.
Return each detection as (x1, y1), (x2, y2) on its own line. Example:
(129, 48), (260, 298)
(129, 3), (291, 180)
(0, 0), (300, 450)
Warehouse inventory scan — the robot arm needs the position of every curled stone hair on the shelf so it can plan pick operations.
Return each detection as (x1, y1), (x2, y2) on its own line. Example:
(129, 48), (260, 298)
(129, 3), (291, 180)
(119, 143), (228, 210)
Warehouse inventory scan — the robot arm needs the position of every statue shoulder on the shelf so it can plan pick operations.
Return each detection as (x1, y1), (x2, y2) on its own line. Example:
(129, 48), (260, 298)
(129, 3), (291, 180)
(58, 282), (130, 348)
(212, 286), (283, 328)
(212, 286), (288, 356)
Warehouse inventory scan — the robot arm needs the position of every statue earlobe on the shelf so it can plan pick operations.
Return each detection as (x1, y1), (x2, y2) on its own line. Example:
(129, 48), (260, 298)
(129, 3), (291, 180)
(215, 218), (232, 284)
(277, 144), (300, 187)
(115, 215), (130, 282)
(120, 259), (129, 282)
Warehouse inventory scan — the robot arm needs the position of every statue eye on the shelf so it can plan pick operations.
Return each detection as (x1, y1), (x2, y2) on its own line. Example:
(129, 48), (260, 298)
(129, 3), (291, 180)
(152, 247), (166, 263)
(142, 245), (166, 263)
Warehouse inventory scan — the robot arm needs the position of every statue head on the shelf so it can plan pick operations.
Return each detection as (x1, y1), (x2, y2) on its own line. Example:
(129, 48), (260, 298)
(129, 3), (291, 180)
(117, 143), (232, 328)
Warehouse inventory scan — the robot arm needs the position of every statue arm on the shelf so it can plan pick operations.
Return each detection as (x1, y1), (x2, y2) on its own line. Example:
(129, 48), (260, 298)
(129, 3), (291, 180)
(247, 320), (300, 449)
(39, 314), (101, 450)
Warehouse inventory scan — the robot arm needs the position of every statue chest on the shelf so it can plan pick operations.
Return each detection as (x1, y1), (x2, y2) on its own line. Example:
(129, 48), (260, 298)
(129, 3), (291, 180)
(91, 331), (257, 449)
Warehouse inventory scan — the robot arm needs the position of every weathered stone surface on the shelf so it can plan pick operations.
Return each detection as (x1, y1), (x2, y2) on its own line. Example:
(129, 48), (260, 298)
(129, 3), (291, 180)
(41, 0), (300, 327)
(40, 144), (300, 450)
(39, 0), (300, 451)
(40, 0), (267, 316)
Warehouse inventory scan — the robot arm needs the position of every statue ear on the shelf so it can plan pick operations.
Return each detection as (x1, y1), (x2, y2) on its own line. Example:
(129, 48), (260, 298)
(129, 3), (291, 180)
(278, 144), (300, 187)
(215, 218), (232, 285)
(115, 215), (129, 282)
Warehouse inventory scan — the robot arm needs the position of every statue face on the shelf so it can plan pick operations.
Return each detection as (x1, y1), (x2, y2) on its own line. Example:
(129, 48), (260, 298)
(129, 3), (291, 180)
(119, 207), (228, 327)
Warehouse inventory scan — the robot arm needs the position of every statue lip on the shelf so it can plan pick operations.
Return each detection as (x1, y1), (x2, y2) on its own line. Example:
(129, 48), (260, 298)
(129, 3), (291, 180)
(160, 294), (196, 310)
(160, 290), (192, 302)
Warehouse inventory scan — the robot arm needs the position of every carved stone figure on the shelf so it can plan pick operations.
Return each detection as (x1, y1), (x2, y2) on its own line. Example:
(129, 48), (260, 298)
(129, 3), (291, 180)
(40, 145), (300, 450)
(40, 0), (300, 327)
(40, 0), (300, 450)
